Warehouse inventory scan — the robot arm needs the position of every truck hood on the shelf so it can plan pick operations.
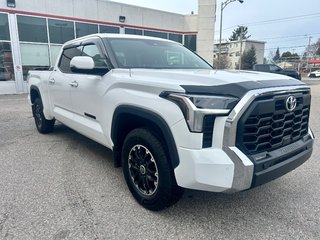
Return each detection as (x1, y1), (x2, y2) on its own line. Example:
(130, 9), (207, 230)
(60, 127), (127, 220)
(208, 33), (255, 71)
(128, 69), (305, 97)
(129, 69), (297, 85)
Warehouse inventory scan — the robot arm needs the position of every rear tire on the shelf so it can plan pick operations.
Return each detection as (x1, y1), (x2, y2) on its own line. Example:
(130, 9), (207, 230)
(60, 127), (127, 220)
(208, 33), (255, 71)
(32, 98), (55, 134)
(122, 128), (183, 211)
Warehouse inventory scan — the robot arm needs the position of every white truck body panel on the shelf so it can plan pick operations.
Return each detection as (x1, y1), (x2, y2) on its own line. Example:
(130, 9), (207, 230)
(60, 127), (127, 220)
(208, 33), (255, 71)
(27, 34), (314, 195)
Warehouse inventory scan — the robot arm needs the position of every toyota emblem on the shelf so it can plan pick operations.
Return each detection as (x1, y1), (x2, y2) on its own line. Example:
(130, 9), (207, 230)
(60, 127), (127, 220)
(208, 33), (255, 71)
(285, 96), (297, 112)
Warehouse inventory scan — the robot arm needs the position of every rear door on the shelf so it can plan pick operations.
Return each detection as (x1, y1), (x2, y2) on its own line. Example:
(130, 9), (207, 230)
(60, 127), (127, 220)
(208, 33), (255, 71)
(48, 45), (82, 124)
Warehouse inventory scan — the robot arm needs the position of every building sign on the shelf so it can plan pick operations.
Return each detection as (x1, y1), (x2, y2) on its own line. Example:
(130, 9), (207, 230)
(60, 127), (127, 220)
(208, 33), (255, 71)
(7, 0), (16, 8)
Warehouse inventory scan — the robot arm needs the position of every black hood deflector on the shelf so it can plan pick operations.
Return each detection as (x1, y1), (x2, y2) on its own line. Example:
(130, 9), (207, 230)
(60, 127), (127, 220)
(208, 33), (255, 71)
(181, 79), (305, 98)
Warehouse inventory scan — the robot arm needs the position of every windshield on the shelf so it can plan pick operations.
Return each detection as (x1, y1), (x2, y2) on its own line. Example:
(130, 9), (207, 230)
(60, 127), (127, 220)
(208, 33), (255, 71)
(106, 38), (212, 69)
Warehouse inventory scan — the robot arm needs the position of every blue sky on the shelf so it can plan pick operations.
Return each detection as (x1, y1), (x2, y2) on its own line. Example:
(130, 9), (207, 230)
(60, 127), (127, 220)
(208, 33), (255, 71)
(111, 0), (320, 58)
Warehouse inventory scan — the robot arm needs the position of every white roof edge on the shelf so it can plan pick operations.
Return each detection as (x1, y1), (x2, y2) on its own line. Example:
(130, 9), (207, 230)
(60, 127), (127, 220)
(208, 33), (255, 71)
(63, 33), (175, 46)
(103, 0), (188, 16)
(214, 39), (266, 45)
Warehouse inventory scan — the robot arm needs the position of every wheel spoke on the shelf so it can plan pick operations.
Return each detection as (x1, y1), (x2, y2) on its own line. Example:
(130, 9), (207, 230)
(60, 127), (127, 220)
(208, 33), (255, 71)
(128, 144), (159, 196)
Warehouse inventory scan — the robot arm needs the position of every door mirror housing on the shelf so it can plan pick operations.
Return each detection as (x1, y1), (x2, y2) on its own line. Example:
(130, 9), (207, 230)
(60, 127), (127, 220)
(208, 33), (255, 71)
(70, 56), (109, 75)
(70, 56), (95, 71)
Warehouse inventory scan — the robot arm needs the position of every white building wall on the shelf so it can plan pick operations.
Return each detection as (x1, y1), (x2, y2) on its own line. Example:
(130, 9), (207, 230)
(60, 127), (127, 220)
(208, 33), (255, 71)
(0, 0), (217, 94)
(214, 40), (265, 69)
(0, 0), (187, 32)
(197, 0), (215, 64)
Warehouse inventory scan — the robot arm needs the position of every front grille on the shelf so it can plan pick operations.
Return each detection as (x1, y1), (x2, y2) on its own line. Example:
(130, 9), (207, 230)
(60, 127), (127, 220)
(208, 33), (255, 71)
(237, 91), (311, 155)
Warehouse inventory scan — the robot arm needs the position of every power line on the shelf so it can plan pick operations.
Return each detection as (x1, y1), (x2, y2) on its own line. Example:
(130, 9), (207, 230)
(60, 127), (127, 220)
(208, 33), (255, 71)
(264, 45), (306, 51)
(222, 12), (320, 31)
(260, 32), (320, 41)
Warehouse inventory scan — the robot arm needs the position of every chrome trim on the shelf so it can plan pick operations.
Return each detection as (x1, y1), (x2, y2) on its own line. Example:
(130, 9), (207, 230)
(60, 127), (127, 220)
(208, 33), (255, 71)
(308, 127), (315, 139)
(168, 93), (230, 132)
(223, 85), (311, 192)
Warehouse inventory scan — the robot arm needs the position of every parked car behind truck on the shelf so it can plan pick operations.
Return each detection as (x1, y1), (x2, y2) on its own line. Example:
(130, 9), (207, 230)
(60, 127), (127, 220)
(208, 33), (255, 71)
(28, 34), (314, 210)
(253, 64), (301, 80)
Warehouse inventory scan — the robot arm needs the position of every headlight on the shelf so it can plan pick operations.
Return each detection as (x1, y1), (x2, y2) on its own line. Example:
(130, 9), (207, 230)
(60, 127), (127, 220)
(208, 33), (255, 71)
(161, 92), (239, 132)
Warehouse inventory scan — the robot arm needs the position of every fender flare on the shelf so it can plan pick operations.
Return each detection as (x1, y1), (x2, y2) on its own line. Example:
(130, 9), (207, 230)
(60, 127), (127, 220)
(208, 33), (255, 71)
(111, 105), (180, 169)
(29, 85), (42, 104)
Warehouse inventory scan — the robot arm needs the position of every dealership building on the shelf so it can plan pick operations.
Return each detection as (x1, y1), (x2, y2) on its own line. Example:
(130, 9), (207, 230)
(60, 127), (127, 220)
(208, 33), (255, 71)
(0, 0), (215, 94)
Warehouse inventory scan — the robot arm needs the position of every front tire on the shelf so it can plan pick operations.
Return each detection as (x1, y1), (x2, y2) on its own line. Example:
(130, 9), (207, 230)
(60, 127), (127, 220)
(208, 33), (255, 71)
(32, 98), (55, 134)
(122, 128), (183, 211)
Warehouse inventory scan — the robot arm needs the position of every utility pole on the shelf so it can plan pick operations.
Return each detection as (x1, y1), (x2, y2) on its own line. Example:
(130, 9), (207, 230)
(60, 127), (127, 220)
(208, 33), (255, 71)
(307, 36), (312, 71)
(218, 0), (244, 69)
(218, 2), (224, 69)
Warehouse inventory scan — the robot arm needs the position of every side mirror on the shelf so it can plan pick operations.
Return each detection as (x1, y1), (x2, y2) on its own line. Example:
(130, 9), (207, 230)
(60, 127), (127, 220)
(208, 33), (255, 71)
(70, 56), (109, 75)
(70, 56), (95, 71)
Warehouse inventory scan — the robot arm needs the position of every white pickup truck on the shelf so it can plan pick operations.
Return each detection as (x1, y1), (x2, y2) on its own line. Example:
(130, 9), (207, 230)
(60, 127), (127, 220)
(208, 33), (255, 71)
(28, 34), (314, 211)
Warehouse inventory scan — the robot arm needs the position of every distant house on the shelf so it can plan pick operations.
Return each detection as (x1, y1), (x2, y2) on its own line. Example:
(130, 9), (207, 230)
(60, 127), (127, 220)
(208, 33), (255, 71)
(214, 40), (265, 69)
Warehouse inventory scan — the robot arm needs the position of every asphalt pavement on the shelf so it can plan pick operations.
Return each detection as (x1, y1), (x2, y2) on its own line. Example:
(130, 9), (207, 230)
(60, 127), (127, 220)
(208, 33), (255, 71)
(0, 81), (319, 240)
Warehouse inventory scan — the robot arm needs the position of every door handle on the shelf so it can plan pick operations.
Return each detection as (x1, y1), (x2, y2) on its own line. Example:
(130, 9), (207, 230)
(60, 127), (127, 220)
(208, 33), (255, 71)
(49, 78), (55, 84)
(69, 81), (78, 87)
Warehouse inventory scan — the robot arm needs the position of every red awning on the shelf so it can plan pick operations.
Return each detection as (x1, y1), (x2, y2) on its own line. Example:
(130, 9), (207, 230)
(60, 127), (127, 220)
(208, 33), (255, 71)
(308, 60), (320, 64)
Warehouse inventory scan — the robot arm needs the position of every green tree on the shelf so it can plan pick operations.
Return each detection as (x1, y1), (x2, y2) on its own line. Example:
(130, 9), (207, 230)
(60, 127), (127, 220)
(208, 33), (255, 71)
(280, 51), (300, 61)
(229, 25), (251, 41)
(273, 47), (280, 62)
(241, 45), (257, 70)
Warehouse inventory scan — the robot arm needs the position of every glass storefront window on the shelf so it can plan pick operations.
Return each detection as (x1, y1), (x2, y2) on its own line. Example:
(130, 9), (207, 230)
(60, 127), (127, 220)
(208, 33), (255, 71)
(0, 13), (10, 41)
(50, 45), (62, 66)
(48, 19), (74, 44)
(20, 43), (50, 80)
(100, 25), (120, 34)
(184, 35), (197, 52)
(0, 42), (14, 81)
(144, 30), (168, 39)
(75, 22), (98, 38)
(17, 15), (48, 43)
(125, 28), (143, 35)
(169, 33), (182, 43)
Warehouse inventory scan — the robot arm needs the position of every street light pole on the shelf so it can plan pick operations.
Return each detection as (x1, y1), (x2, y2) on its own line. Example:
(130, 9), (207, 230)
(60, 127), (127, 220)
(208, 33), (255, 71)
(218, 0), (244, 69)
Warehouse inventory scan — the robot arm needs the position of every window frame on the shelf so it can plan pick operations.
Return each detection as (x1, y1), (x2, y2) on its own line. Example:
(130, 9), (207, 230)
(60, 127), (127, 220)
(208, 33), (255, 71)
(57, 37), (112, 75)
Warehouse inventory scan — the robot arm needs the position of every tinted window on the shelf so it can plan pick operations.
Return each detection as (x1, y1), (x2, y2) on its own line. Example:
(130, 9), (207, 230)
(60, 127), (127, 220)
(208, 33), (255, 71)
(270, 65), (281, 71)
(107, 38), (211, 69)
(58, 46), (82, 73)
(184, 35), (197, 52)
(75, 22), (98, 37)
(125, 28), (143, 35)
(0, 13), (10, 41)
(144, 30), (167, 39)
(17, 15), (48, 43)
(48, 19), (74, 44)
(100, 25), (120, 34)
(255, 65), (268, 71)
(169, 33), (182, 43)
(82, 44), (106, 68)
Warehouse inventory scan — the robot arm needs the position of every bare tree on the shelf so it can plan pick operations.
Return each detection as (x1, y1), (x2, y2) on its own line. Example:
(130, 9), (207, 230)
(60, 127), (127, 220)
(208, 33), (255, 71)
(213, 54), (230, 69)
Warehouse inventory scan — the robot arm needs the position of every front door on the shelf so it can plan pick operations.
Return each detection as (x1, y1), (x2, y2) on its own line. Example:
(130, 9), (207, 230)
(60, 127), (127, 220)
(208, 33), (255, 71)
(69, 40), (110, 145)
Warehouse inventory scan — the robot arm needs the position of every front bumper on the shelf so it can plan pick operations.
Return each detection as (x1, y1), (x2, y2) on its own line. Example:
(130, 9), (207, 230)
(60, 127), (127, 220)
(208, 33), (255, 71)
(173, 86), (314, 193)
(174, 131), (313, 193)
